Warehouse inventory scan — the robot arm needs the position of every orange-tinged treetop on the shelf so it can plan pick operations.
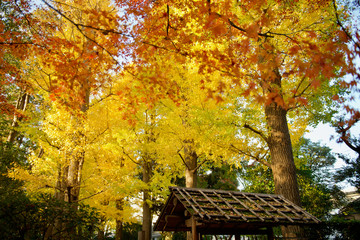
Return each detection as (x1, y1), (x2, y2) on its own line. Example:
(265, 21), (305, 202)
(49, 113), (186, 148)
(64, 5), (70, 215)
(124, 0), (352, 110)
(1, 0), (126, 115)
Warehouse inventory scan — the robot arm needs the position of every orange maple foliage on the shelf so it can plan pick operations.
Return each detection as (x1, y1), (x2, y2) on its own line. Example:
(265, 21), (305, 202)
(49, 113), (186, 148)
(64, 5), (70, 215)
(115, 2), (355, 226)
(0, 0), (33, 114)
(1, 0), (356, 116)
(1, 0), (125, 115)
(122, 0), (352, 110)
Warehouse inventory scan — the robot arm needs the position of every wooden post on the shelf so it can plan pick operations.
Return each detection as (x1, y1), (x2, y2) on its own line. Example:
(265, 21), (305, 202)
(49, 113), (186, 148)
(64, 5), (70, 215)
(192, 217), (198, 240)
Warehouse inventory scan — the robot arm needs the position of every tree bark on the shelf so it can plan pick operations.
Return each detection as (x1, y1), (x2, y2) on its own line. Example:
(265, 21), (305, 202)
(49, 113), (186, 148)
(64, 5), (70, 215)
(265, 101), (304, 239)
(181, 104), (198, 189)
(7, 90), (29, 144)
(265, 103), (300, 206)
(263, 72), (303, 239)
(184, 140), (198, 240)
(115, 198), (124, 240)
(184, 140), (198, 188)
(142, 161), (152, 240)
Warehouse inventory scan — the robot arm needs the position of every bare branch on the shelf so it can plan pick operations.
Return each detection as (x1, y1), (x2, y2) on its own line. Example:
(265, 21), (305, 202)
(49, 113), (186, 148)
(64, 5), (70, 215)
(337, 120), (360, 154)
(166, 5), (170, 37)
(228, 19), (275, 39)
(44, 137), (61, 150)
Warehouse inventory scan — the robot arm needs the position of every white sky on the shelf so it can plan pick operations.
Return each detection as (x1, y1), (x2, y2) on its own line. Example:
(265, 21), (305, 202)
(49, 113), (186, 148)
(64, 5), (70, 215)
(305, 122), (359, 191)
(305, 123), (355, 168)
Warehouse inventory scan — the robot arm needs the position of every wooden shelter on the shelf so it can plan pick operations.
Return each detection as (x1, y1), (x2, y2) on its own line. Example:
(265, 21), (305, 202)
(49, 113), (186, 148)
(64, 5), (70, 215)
(154, 187), (320, 239)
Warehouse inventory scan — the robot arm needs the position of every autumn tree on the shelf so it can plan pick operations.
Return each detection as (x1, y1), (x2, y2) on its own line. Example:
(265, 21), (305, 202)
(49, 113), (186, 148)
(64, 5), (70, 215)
(3, 1), (124, 239)
(1, 0), (140, 238)
(114, 74), (183, 240)
(0, 0), (33, 119)
(115, 60), (243, 239)
(124, 1), (353, 237)
(1, 0), (357, 238)
(117, 107), (180, 240)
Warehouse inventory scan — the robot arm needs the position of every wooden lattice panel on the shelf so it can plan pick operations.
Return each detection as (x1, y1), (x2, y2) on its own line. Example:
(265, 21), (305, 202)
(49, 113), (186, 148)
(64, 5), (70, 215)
(154, 187), (320, 233)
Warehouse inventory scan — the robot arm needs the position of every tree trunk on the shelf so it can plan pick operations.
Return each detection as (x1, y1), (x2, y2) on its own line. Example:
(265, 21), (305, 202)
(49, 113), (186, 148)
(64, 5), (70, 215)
(185, 140), (198, 188)
(65, 151), (85, 203)
(7, 90), (29, 144)
(98, 200), (109, 240)
(181, 109), (199, 240)
(97, 218), (106, 240)
(97, 228), (105, 240)
(115, 198), (124, 240)
(115, 219), (123, 240)
(141, 111), (158, 240)
(265, 103), (300, 206)
(142, 161), (152, 240)
(181, 104), (198, 189)
(264, 72), (303, 239)
(184, 140), (198, 240)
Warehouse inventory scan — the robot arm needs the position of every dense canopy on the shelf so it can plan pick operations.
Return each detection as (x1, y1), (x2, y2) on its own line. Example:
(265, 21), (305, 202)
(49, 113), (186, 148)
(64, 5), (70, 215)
(1, 0), (359, 239)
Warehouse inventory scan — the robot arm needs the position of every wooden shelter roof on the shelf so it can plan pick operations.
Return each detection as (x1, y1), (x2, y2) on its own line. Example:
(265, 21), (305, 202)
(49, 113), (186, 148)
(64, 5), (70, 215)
(154, 187), (320, 234)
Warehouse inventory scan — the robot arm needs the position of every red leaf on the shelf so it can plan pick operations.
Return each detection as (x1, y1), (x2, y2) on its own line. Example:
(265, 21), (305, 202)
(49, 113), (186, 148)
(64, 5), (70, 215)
(289, 45), (300, 55)
(332, 94), (339, 100)
(246, 24), (260, 39)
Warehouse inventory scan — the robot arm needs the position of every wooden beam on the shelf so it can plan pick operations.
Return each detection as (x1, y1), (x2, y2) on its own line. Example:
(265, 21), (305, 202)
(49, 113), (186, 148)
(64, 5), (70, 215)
(198, 228), (269, 236)
(170, 198), (178, 215)
(192, 217), (198, 240)
(185, 217), (202, 227)
(165, 215), (183, 222)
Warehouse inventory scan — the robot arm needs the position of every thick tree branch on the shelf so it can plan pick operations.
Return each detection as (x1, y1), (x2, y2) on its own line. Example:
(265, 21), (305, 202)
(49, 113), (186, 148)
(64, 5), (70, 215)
(228, 19), (275, 39)
(121, 147), (141, 166)
(243, 123), (268, 143)
(194, 157), (208, 172)
(177, 149), (191, 170)
(337, 119), (360, 154)
(340, 136), (360, 154)
(230, 144), (271, 168)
